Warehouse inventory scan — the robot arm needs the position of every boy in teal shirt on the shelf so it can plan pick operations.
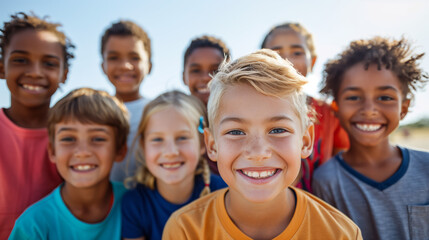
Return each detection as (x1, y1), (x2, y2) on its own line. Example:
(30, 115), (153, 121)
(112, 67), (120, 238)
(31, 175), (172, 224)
(9, 88), (129, 239)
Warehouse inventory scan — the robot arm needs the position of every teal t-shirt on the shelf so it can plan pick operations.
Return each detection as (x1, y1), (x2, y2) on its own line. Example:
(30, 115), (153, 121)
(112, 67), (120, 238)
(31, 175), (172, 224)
(9, 182), (126, 240)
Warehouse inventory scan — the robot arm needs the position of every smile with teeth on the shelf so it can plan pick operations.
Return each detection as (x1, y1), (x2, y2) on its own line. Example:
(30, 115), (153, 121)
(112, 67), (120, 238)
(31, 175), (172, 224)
(355, 123), (383, 132)
(22, 84), (44, 91)
(71, 164), (97, 171)
(161, 162), (183, 169)
(196, 87), (209, 94)
(240, 169), (277, 179)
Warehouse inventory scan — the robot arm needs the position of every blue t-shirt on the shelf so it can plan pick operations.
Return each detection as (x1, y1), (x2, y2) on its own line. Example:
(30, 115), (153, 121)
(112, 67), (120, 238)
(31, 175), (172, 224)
(121, 174), (226, 240)
(9, 182), (126, 240)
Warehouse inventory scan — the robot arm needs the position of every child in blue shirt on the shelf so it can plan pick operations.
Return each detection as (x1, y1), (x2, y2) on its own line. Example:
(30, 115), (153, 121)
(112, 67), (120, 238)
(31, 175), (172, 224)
(121, 91), (226, 240)
(9, 88), (130, 239)
(313, 36), (429, 240)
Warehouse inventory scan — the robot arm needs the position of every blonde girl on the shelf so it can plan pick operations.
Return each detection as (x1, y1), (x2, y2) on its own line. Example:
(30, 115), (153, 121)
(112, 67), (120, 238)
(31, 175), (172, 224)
(121, 90), (226, 240)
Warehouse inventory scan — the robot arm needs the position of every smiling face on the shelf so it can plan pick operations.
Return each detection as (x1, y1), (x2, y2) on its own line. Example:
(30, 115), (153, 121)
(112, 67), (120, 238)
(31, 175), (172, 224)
(335, 63), (409, 148)
(205, 84), (313, 203)
(102, 35), (150, 102)
(263, 29), (315, 77)
(143, 106), (203, 188)
(49, 121), (125, 189)
(1, 29), (67, 109)
(183, 47), (225, 105)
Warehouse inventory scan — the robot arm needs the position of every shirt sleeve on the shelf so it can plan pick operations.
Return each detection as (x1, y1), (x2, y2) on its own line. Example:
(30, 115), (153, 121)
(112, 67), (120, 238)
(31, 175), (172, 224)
(121, 190), (145, 238)
(162, 216), (187, 240)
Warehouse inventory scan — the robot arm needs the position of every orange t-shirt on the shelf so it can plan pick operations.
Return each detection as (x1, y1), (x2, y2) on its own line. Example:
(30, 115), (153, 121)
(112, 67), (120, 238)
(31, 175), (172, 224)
(162, 188), (362, 240)
(0, 109), (62, 239)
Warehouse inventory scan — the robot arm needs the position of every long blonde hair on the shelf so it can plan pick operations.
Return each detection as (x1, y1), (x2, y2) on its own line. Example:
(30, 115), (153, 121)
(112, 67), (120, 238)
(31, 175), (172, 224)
(125, 90), (211, 197)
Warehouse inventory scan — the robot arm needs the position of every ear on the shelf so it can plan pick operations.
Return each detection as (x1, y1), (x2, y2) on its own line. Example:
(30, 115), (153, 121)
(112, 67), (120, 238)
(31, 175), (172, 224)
(301, 123), (315, 159)
(115, 145), (128, 162)
(60, 68), (68, 84)
(101, 61), (107, 75)
(400, 99), (410, 120)
(310, 56), (317, 72)
(182, 71), (188, 86)
(48, 142), (56, 164)
(204, 128), (217, 162)
(0, 61), (5, 79)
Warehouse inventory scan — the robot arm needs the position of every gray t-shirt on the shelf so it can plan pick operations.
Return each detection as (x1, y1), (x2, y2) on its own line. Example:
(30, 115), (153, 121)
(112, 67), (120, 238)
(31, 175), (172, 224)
(110, 97), (149, 182)
(313, 147), (429, 240)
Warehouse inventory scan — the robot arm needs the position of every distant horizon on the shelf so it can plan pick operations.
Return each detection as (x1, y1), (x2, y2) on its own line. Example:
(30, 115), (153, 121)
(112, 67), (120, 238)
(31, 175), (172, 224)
(1, 0), (428, 125)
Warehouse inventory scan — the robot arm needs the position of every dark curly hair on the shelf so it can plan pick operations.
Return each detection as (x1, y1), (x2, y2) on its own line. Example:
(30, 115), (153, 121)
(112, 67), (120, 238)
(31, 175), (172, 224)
(183, 35), (231, 68)
(320, 36), (428, 102)
(100, 20), (152, 73)
(260, 22), (316, 59)
(0, 12), (75, 69)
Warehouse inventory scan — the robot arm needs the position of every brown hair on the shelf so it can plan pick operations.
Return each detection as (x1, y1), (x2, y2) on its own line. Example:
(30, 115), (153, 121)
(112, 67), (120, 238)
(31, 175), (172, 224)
(183, 35), (231, 68)
(100, 20), (152, 73)
(48, 88), (129, 151)
(261, 22), (316, 59)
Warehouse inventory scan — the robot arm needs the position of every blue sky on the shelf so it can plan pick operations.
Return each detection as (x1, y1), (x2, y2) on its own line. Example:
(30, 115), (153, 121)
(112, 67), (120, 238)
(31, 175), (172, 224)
(1, 0), (428, 124)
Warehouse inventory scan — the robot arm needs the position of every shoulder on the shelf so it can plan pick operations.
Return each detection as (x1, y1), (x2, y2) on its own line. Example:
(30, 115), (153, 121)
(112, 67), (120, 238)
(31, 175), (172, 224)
(11, 190), (58, 235)
(294, 188), (361, 237)
(112, 181), (127, 198)
(167, 189), (224, 226)
(313, 156), (340, 181)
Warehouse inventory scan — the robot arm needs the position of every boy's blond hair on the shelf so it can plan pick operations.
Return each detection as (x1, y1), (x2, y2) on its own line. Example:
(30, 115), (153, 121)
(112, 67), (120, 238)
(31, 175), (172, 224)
(47, 88), (130, 151)
(126, 91), (212, 197)
(207, 49), (311, 131)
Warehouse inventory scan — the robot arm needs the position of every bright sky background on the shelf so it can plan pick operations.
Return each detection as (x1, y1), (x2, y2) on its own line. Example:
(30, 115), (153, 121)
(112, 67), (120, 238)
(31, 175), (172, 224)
(1, 0), (428, 124)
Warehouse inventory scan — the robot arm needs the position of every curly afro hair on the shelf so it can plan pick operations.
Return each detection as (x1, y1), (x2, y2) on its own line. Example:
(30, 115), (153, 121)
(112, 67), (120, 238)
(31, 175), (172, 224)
(320, 36), (428, 102)
(0, 12), (75, 69)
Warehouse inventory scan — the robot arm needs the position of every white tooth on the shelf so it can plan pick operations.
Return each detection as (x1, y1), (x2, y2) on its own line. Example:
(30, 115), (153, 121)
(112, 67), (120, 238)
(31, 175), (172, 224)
(162, 163), (181, 169)
(260, 171), (268, 178)
(74, 165), (93, 170)
(251, 172), (259, 178)
(23, 84), (43, 91)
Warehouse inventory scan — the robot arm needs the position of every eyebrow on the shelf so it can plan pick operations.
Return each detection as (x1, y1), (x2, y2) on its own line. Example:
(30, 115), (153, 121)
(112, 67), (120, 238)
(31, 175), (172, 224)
(56, 127), (109, 134)
(10, 50), (61, 60)
(341, 85), (399, 94)
(220, 115), (294, 125)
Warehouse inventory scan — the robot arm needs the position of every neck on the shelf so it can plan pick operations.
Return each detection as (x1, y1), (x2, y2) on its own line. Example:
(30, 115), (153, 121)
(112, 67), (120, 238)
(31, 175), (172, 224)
(344, 139), (398, 165)
(116, 92), (141, 102)
(225, 188), (296, 240)
(157, 175), (195, 204)
(5, 101), (51, 128)
(61, 180), (113, 223)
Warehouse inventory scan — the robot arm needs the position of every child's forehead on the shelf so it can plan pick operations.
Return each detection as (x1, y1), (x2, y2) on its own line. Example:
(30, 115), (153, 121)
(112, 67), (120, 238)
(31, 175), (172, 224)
(54, 119), (115, 132)
(7, 29), (63, 52)
(216, 84), (300, 123)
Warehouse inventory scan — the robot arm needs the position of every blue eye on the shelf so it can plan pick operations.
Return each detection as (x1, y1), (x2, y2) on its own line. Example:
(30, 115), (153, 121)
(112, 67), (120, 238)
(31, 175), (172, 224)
(269, 128), (287, 134)
(92, 137), (106, 142)
(151, 137), (163, 142)
(177, 136), (189, 141)
(226, 130), (244, 135)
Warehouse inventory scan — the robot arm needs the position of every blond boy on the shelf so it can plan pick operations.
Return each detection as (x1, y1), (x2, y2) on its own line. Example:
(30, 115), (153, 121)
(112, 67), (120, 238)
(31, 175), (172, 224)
(162, 49), (362, 239)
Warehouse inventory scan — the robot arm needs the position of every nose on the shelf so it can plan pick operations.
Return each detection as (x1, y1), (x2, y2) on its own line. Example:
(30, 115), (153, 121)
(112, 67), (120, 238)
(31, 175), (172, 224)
(163, 140), (179, 159)
(361, 98), (378, 117)
(25, 61), (43, 78)
(120, 59), (133, 70)
(74, 142), (92, 158)
(245, 135), (272, 161)
(201, 70), (212, 83)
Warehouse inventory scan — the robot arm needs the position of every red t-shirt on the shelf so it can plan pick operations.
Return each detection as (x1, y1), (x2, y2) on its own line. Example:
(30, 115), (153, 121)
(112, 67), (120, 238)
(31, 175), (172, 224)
(0, 109), (62, 239)
(297, 98), (349, 192)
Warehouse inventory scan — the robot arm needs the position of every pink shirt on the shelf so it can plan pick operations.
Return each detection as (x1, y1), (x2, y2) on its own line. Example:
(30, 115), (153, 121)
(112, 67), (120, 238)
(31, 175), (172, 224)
(0, 109), (62, 239)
